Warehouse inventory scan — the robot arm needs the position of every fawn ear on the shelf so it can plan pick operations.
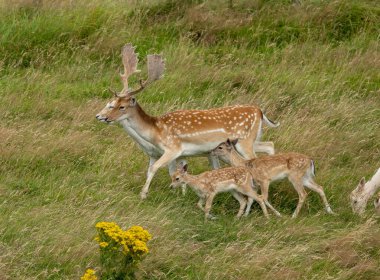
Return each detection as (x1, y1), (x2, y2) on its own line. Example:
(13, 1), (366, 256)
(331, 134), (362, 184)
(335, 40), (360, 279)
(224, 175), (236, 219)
(179, 160), (188, 173)
(226, 138), (232, 146)
(231, 138), (238, 146)
(182, 163), (188, 173)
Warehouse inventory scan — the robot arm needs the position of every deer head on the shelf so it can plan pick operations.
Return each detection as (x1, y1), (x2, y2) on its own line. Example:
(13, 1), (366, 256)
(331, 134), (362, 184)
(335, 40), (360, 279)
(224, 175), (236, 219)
(350, 177), (368, 215)
(211, 139), (238, 163)
(170, 161), (188, 188)
(96, 44), (165, 123)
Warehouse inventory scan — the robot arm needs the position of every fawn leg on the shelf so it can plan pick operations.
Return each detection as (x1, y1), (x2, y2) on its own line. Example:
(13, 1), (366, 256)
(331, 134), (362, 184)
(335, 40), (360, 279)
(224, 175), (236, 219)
(289, 176), (308, 218)
(243, 190), (269, 218)
(231, 191), (247, 218)
(303, 176), (334, 214)
(254, 179), (282, 217)
(204, 193), (216, 220)
(197, 197), (205, 211)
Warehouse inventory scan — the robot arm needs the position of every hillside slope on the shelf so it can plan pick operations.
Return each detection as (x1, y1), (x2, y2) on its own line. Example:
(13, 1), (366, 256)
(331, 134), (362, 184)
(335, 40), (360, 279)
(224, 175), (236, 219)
(0, 0), (379, 279)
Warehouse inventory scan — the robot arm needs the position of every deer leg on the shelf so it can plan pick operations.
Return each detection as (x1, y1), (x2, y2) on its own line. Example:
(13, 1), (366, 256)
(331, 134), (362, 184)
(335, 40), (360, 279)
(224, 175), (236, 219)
(235, 139), (256, 160)
(197, 197), (205, 211)
(253, 141), (275, 155)
(264, 200), (282, 217)
(208, 154), (221, 169)
(303, 176), (334, 214)
(245, 192), (269, 218)
(241, 187), (269, 218)
(241, 178), (268, 217)
(141, 150), (181, 199)
(147, 157), (157, 177)
(231, 191), (247, 218)
(289, 176), (308, 218)
(168, 160), (177, 176)
(258, 180), (282, 217)
(204, 193), (216, 221)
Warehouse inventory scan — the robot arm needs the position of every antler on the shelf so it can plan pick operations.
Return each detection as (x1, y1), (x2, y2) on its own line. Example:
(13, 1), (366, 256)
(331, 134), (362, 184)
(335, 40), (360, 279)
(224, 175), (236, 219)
(112, 44), (165, 98)
(108, 88), (119, 97)
(119, 44), (139, 95)
(127, 54), (165, 96)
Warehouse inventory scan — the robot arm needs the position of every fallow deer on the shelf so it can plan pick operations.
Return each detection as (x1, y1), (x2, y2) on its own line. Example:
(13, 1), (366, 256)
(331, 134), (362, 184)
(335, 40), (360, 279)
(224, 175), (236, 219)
(350, 168), (380, 215)
(96, 44), (279, 199)
(212, 140), (334, 218)
(170, 161), (277, 220)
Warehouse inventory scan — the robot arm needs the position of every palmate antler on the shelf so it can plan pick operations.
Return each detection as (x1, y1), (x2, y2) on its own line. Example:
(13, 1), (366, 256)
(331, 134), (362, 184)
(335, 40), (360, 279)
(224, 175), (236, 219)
(111, 43), (165, 97)
(120, 44), (139, 95)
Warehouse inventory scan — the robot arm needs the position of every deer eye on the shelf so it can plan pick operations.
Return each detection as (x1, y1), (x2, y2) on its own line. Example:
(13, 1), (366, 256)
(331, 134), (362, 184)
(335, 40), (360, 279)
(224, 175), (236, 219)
(119, 106), (126, 111)
(176, 177), (180, 181)
(218, 146), (223, 149)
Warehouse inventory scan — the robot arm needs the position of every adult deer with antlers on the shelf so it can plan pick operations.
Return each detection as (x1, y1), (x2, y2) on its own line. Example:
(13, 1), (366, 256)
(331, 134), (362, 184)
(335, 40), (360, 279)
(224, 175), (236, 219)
(96, 44), (279, 199)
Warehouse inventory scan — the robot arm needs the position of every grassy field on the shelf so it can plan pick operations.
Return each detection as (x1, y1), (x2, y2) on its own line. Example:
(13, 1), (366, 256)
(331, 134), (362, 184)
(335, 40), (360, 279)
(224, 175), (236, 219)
(1, 0), (379, 279)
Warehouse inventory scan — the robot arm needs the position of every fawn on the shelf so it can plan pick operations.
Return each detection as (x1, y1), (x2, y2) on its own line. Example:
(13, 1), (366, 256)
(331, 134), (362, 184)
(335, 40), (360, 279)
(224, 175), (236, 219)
(170, 161), (280, 220)
(212, 139), (334, 218)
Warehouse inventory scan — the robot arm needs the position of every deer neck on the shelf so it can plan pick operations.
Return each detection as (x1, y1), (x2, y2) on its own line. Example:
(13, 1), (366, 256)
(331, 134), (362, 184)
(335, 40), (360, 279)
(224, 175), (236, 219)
(229, 149), (247, 167)
(363, 168), (380, 197)
(120, 102), (158, 143)
(183, 174), (205, 194)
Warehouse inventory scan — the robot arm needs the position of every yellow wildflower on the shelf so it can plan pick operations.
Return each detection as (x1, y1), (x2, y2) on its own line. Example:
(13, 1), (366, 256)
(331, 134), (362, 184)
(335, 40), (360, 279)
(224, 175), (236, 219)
(132, 239), (149, 255)
(128, 226), (152, 242)
(99, 242), (109, 248)
(80, 268), (97, 280)
(95, 222), (151, 259)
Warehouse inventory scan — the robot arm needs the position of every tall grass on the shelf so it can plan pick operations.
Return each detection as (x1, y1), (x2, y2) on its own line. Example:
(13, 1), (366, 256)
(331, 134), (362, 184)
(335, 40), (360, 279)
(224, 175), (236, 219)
(0, 0), (379, 279)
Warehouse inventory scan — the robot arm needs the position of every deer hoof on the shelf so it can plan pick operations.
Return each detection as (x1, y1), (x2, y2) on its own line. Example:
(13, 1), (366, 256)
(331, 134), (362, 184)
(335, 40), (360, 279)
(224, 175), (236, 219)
(326, 207), (335, 215)
(207, 214), (217, 220)
(140, 192), (147, 200)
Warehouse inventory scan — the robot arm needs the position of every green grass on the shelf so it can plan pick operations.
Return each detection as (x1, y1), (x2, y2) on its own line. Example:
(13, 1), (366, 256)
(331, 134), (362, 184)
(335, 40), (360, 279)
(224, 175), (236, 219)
(0, 0), (379, 279)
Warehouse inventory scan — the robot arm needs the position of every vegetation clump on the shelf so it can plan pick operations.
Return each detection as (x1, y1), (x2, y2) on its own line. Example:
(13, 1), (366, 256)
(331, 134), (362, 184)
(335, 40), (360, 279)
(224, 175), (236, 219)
(92, 222), (152, 279)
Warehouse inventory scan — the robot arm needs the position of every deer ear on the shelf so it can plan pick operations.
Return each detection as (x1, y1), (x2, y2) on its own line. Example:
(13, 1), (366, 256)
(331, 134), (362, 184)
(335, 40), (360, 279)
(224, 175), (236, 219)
(179, 160), (188, 173)
(129, 97), (136, 106)
(182, 163), (188, 173)
(357, 177), (366, 191)
(226, 139), (231, 146)
(231, 139), (238, 146)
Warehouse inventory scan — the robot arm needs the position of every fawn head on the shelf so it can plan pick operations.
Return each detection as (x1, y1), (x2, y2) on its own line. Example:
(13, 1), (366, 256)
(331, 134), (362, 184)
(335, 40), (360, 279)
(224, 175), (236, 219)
(170, 161), (188, 188)
(211, 139), (238, 162)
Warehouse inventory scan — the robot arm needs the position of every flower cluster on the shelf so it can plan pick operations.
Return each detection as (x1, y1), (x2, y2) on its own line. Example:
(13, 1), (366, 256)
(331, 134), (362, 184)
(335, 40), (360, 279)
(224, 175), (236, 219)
(80, 269), (97, 280)
(95, 222), (152, 259)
